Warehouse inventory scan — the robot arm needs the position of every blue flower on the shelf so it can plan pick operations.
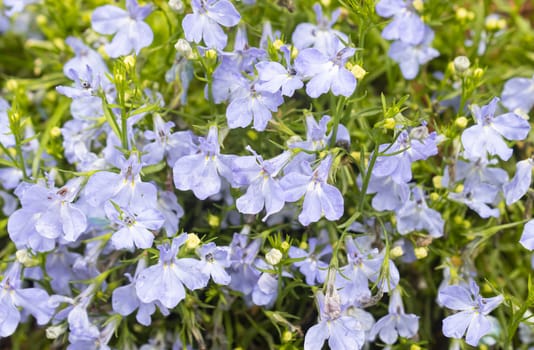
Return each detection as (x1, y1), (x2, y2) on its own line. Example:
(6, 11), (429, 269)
(376, 0), (426, 45)
(288, 237), (331, 286)
(173, 126), (235, 199)
(112, 259), (170, 326)
(461, 97), (531, 161)
(388, 26), (439, 80)
(289, 114), (350, 152)
(232, 147), (290, 220)
(135, 234), (207, 309)
(304, 290), (366, 350)
(198, 242), (232, 285)
(520, 220), (534, 250)
(504, 158), (533, 205)
(438, 280), (503, 346)
(104, 201), (164, 250)
(295, 46), (357, 98)
(396, 187), (444, 237)
(63, 37), (108, 80)
(365, 174), (410, 211)
(292, 3), (348, 54)
(501, 75), (534, 113)
(91, 0), (154, 57)
(227, 233), (261, 295)
(370, 288), (419, 344)
(226, 81), (284, 131)
(281, 155), (344, 226)
(0, 263), (54, 337)
(182, 0), (241, 50)
(256, 46), (303, 97)
(449, 183), (500, 218)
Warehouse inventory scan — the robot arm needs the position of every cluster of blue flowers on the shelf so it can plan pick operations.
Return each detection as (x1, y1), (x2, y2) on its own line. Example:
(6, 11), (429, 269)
(1, 0), (534, 349)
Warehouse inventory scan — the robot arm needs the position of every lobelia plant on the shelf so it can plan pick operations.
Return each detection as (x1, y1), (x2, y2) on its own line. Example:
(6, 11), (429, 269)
(0, 0), (533, 349)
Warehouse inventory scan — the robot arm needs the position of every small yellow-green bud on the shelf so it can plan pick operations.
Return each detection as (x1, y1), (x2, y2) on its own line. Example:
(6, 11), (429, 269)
(455, 116), (468, 128)
(16, 249), (39, 267)
(455, 7), (474, 22)
(320, 0), (331, 7)
(208, 214), (219, 227)
(453, 215), (463, 225)
(350, 64), (367, 80)
(266, 248), (283, 265)
(280, 241), (290, 252)
(390, 246), (404, 259)
(123, 55), (136, 69)
(53, 38), (66, 51)
(282, 330), (293, 342)
(429, 192), (440, 201)
(290, 46), (299, 60)
(186, 233), (201, 249)
(6, 79), (18, 91)
(384, 117), (396, 129)
(272, 39), (284, 50)
(414, 247), (428, 259)
(50, 126), (62, 138)
(36, 15), (47, 26)
(454, 184), (464, 193)
(299, 241), (308, 250)
(432, 176), (443, 190)
(410, 345), (422, 350)
(205, 49), (217, 60)
(412, 0), (423, 12)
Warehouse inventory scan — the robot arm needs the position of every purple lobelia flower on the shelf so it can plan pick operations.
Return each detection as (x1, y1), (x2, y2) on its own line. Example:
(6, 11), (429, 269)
(304, 288), (366, 350)
(91, 0), (154, 57)
(0, 262), (55, 337)
(182, 0), (241, 50)
(388, 26), (439, 80)
(365, 174), (410, 212)
(292, 3), (348, 54)
(395, 187), (444, 237)
(198, 242), (232, 285)
(295, 45), (356, 98)
(104, 201), (164, 250)
(226, 80), (284, 131)
(376, 0), (426, 45)
(63, 37), (108, 80)
(112, 259), (170, 326)
(520, 220), (534, 250)
(256, 46), (303, 97)
(370, 288), (419, 344)
(281, 155), (344, 226)
(448, 183), (500, 218)
(156, 190), (184, 237)
(84, 153), (158, 208)
(288, 237), (331, 286)
(372, 126), (438, 184)
(0, 98), (14, 147)
(173, 126), (235, 199)
(501, 75), (534, 113)
(438, 280), (503, 346)
(232, 147), (291, 220)
(461, 97), (531, 161)
(8, 178), (87, 252)
(504, 158), (533, 205)
(227, 233), (261, 296)
(135, 234), (207, 309)
(142, 114), (194, 166)
(289, 114), (350, 152)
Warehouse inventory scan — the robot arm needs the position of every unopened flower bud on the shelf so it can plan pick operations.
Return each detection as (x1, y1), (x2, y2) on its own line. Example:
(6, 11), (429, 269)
(455, 116), (468, 128)
(414, 247), (428, 259)
(175, 38), (193, 59)
(412, 0), (423, 12)
(208, 213), (220, 227)
(266, 248), (283, 265)
(16, 250), (38, 267)
(280, 241), (290, 252)
(50, 126), (61, 137)
(186, 233), (201, 249)
(123, 55), (136, 69)
(472, 67), (484, 79)
(205, 49), (217, 60)
(384, 117), (396, 129)
(46, 324), (67, 339)
(429, 192), (440, 201)
(432, 175), (443, 189)
(168, 0), (184, 12)
(390, 246), (404, 259)
(453, 56), (470, 73)
(6, 79), (18, 91)
(282, 330), (293, 342)
(272, 39), (284, 50)
(350, 64), (367, 80)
